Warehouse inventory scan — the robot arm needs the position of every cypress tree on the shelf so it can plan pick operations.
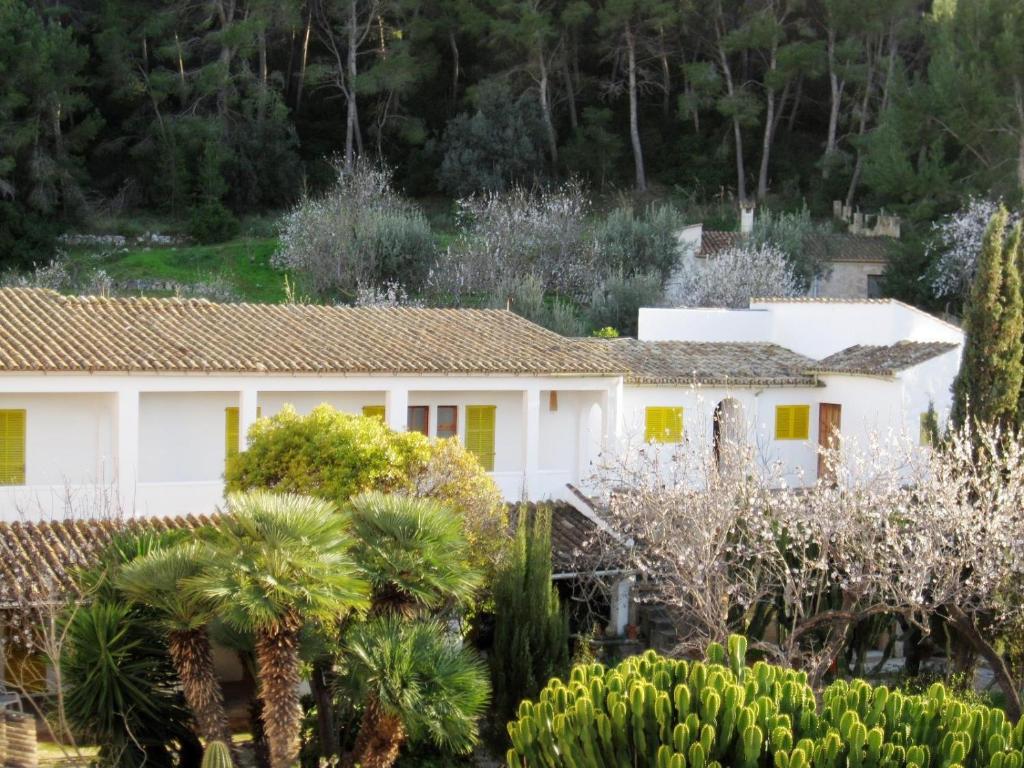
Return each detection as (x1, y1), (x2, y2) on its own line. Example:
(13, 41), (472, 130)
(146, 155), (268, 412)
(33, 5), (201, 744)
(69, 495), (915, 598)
(492, 504), (569, 719)
(952, 207), (1024, 429)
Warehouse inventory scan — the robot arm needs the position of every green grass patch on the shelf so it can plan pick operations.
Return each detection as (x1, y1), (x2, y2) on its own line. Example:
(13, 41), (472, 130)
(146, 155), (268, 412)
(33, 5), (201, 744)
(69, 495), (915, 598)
(65, 236), (287, 303)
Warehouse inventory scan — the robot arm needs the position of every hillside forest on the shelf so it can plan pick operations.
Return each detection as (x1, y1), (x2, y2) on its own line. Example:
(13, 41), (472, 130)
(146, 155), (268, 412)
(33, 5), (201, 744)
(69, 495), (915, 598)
(1, 0), (1022, 322)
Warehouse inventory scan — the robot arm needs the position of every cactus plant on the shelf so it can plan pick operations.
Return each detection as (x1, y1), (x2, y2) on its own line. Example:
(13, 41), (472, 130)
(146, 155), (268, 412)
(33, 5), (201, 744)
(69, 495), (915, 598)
(201, 741), (233, 768)
(506, 635), (1024, 768)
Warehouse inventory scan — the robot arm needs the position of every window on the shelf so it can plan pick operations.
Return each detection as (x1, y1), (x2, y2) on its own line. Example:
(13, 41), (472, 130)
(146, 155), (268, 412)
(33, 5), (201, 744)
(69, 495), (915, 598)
(867, 274), (884, 299)
(226, 406), (261, 466)
(0, 409), (26, 485)
(362, 405), (385, 421)
(437, 406), (458, 439)
(408, 405), (429, 435)
(465, 405), (496, 471)
(645, 407), (684, 443)
(775, 405), (810, 440)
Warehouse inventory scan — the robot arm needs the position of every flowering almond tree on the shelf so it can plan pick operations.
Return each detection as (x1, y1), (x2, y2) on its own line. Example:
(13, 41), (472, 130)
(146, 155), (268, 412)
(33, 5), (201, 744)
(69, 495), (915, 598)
(587, 424), (1024, 716)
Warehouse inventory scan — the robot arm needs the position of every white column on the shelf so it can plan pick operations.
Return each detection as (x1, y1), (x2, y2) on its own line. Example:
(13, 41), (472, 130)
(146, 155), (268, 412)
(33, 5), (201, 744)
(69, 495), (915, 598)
(609, 575), (635, 636)
(601, 379), (623, 450)
(522, 387), (541, 500)
(386, 388), (409, 432)
(239, 387), (260, 451)
(116, 388), (140, 514)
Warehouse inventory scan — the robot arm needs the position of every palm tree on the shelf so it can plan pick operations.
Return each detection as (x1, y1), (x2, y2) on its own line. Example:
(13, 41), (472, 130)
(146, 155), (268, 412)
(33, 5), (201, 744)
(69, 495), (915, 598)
(345, 617), (489, 768)
(347, 491), (482, 616)
(188, 491), (368, 768)
(116, 542), (231, 746)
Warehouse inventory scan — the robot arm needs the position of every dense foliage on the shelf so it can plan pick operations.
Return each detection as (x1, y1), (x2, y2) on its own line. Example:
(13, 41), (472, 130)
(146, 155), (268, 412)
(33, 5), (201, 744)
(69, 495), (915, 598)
(492, 505), (569, 720)
(2, 0), (1023, 269)
(507, 636), (1024, 768)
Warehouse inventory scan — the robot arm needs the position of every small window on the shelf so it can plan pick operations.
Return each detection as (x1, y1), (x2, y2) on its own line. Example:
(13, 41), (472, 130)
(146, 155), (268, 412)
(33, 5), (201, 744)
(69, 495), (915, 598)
(867, 274), (884, 299)
(362, 405), (385, 421)
(645, 407), (684, 444)
(465, 405), (496, 471)
(0, 409), (26, 485)
(775, 405), (810, 440)
(437, 406), (458, 439)
(408, 405), (429, 435)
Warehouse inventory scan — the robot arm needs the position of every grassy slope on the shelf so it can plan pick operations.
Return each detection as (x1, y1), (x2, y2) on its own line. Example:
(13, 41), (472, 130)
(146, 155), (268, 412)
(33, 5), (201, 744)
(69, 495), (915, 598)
(64, 236), (286, 303)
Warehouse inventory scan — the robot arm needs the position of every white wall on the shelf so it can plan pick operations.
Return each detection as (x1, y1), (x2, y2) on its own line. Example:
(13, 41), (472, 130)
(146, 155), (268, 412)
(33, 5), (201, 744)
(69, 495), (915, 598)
(0, 393), (114, 485)
(640, 300), (963, 360)
(139, 392), (236, 483)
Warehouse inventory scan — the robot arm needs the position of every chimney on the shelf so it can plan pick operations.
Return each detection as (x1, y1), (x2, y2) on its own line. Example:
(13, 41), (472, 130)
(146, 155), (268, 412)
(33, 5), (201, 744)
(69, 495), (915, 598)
(740, 203), (755, 236)
(677, 223), (704, 257)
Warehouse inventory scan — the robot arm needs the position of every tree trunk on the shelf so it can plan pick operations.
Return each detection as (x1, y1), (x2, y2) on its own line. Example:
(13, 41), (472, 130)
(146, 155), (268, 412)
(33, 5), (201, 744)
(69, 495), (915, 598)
(786, 75), (802, 132)
(659, 32), (671, 120)
(448, 29), (459, 101)
(625, 25), (646, 193)
(311, 658), (338, 758)
(349, 694), (406, 768)
(947, 606), (1022, 721)
(296, 10), (312, 111)
(345, 0), (360, 171)
(715, 19), (745, 201)
(561, 48), (577, 130)
(167, 629), (231, 745)
(823, 28), (843, 178)
(844, 37), (876, 208)
(537, 44), (558, 166)
(255, 622), (303, 768)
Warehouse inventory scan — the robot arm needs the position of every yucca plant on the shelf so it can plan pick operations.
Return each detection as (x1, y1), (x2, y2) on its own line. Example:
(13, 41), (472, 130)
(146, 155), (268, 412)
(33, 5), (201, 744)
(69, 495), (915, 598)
(345, 616), (490, 768)
(187, 491), (369, 768)
(117, 542), (231, 746)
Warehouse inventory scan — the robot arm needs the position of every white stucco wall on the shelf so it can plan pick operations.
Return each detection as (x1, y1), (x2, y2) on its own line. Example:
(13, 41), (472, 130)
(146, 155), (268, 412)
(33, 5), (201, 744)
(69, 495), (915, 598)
(640, 300), (963, 361)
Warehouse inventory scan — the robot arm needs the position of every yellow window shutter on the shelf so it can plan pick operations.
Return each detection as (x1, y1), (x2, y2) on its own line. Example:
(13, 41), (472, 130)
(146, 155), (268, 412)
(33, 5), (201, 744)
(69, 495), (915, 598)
(225, 407), (240, 462)
(0, 409), (26, 485)
(465, 405), (496, 471)
(362, 405), (385, 422)
(645, 407), (683, 443)
(775, 405), (810, 440)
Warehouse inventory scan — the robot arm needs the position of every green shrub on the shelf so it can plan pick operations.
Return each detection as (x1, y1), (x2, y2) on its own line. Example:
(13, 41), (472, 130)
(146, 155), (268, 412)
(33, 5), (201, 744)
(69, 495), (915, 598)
(189, 200), (240, 244)
(225, 404), (431, 504)
(586, 270), (663, 337)
(506, 635), (1024, 768)
(493, 505), (569, 720)
(593, 203), (684, 280)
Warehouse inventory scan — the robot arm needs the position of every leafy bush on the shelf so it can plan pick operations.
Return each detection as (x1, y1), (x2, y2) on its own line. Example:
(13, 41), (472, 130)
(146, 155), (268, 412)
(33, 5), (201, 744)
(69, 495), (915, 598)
(587, 270), (663, 337)
(436, 80), (546, 197)
(750, 204), (832, 288)
(493, 505), (569, 720)
(225, 404), (431, 504)
(188, 200), (240, 244)
(507, 635), (1024, 768)
(593, 203), (685, 280)
(274, 162), (436, 300)
(668, 242), (802, 308)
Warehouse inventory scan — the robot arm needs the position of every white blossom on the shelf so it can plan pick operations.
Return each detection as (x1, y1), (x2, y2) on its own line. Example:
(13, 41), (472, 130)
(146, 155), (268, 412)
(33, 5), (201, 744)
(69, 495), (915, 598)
(666, 242), (804, 308)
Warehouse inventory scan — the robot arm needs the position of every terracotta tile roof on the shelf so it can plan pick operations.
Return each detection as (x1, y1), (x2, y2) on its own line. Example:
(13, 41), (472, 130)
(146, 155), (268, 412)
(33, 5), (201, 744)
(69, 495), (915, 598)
(701, 231), (891, 264)
(0, 515), (216, 613)
(577, 338), (819, 386)
(810, 341), (960, 376)
(0, 288), (621, 376)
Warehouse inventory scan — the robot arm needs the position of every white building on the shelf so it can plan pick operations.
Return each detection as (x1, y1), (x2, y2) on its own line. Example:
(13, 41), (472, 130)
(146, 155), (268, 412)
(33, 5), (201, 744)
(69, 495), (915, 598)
(0, 288), (962, 521)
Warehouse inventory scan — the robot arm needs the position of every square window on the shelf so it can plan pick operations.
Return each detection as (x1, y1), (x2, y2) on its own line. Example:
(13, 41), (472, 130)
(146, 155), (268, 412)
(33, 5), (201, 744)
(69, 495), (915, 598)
(408, 405), (429, 435)
(437, 406), (458, 439)
(775, 405), (810, 440)
(645, 407), (683, 443)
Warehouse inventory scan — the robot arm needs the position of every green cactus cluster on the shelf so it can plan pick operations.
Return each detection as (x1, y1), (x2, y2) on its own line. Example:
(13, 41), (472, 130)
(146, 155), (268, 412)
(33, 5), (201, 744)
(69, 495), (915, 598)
(200, 740), (233, 768)
(507, 636), (1024, 768)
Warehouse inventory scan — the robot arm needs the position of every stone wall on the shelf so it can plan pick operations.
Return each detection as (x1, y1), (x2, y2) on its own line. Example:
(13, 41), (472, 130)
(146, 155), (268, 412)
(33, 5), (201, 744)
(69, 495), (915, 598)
(813, 262), (885, 299)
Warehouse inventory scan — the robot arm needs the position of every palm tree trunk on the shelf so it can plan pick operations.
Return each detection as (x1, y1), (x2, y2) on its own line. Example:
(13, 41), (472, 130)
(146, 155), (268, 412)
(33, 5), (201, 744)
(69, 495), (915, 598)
(350, 694), (407, 768)
(255, 622), (303, 768)
(168, 628), (231, 745)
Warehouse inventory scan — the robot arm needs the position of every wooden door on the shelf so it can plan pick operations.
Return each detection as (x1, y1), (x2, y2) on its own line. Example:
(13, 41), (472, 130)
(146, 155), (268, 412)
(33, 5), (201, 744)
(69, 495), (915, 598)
(817, 403), (842, 482)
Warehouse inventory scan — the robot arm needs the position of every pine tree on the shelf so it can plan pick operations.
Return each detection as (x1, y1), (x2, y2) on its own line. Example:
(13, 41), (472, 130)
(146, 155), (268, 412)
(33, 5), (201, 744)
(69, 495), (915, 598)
(492, 504), (569, 719)
(952, 206), (1024, 429)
